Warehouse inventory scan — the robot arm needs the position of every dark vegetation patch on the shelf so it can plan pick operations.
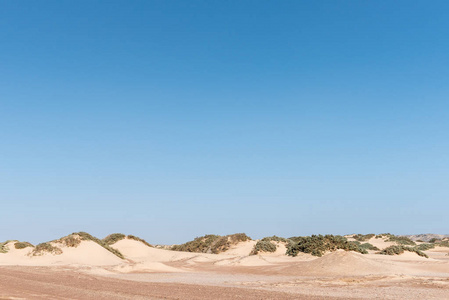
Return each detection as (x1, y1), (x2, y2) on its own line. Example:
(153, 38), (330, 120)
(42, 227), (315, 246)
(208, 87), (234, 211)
(378, 245), (428, 258)
(103, 233), (126, 245)
(0, 240), (14, 253)
(385, 235), (416, 246)
(250, 241), (277, 255)
(14, 242), (34, 249)
(171, 233), (251, 254)
(438, 240), (449, 247)
(353, 241), (379, 251)
(54, 235), (82, 248)
(286, 235), (368, 257)
(414, 243), (436, 251)
(261, 236), (291, 243)
(32, 243), (63, 256)
(374, 234), (416, 245)
(352, 234), (375, 242)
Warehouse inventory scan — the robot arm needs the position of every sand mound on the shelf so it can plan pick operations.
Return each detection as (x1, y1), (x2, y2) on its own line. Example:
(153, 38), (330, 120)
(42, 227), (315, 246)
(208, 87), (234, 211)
(111, 238), (153, 258)
(0, 240), (123, 266)
(219, 240), (256, 256)
(297, 250), (398, 276)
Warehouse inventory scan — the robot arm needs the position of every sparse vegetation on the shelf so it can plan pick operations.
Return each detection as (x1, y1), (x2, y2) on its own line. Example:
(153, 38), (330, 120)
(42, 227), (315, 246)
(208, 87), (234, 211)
(127, 235), (153, 247)
(261, 236), (291, 243)
(171, 233), (251, 254)
(385, 235), (416, 246)
(103, 233), (126, 245)
(378, 245), (428, 258)
(353, 234), (375, 242)
(32, 243), (63, 256)
(0, 240), (13, 253)
(54, 235), (82, 248)
(437, 240), (449, 247)
(375, 233), (391, 239)
(250, 240), (277, 255)
(14, 242), (34, 249)
(286, 235), (368, 257)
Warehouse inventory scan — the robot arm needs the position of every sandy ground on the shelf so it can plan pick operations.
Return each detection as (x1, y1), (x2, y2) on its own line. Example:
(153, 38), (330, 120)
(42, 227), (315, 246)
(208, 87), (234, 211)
(0, 236), (448, 299)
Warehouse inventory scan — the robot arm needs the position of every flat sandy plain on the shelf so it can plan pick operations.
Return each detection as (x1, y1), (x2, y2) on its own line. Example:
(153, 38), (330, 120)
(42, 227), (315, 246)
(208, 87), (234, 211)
(1, 235), (449, 299)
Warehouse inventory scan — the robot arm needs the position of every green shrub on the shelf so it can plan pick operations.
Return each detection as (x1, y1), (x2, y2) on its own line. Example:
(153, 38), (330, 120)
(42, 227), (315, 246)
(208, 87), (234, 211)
(103, 233), (126, 245)
(0, 240), (14, 253)
(250, 241), (277, 255)
(438, 240), (449, 247)
(171, 235), (221, 253)
(72, 232), (124, 259)
(261, 236), (291, 243)
(386, 235), (416, 246)
(353, 241), (379, 251)
(14, 242), (34, 249)
(127, 235), (153, 247)
(171, 233), (251, 254)
(353, 234), (375, 242)
(414, 243), (436, 251)
(375, 233), (391, 239)
(429, 238), (439, 243)
(286, 235), (368, 257)
(378, 245), (428, 258)
(54, 235), (82, 248)
(32, 243), (63, 256)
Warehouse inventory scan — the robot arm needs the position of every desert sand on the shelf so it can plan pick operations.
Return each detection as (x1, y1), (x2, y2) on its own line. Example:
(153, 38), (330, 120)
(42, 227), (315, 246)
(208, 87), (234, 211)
(1, 234), (448, 299)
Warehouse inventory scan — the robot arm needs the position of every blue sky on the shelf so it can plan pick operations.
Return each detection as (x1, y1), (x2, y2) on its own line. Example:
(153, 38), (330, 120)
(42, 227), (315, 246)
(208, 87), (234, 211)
(1, 1), (448, 244)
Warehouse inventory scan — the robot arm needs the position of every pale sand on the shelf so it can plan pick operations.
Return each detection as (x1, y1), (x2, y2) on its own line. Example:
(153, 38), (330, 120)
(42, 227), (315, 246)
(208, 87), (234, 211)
(1, 236), (448, 299)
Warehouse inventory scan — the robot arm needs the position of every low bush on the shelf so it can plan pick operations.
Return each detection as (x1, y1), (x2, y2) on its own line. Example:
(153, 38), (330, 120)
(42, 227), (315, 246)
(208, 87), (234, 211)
(103, 233), (126, 245)
(171, 233), (251, 254)
(261, 236), (291, 243)
(385, 235), (416, 246)
(353, 241), (379, 251)
(250, 241), (277, 255)
(0, 240), (13, 253)
(414, 243), (436, 251)
(54, 235), (82, 248)
(378, 245), (428, 258)
(438, 240), (449, 248)
(286, 235), (368, 257)
(14, 242), (34, 249)
(353, 234), (375, 242)
(32, 243), (63, 256)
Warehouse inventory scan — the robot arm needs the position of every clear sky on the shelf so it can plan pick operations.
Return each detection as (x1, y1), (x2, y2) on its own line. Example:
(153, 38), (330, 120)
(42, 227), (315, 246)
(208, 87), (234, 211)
(1, 1), (448, 244)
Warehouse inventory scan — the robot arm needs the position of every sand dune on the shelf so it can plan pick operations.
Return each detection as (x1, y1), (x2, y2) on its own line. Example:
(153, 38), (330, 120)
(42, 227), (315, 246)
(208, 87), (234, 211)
(1, 233), (449, 299)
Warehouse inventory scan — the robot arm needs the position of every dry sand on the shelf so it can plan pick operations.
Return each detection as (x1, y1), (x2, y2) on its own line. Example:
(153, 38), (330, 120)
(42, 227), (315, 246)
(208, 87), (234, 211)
(0, 236), (448, 299)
